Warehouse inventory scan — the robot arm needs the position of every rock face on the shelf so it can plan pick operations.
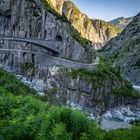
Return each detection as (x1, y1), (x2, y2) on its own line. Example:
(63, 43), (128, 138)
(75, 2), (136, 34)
(48, 0), (121, 49)
(16, 65), (140, 119)
(101, 13), (140, 85)
(0, 0), (94, 64)
(0, 0), (139, 121)
(110, 16), (133, 30)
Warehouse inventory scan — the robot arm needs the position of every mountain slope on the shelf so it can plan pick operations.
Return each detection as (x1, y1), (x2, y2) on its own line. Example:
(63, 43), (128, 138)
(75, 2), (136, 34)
(110, 17), (133, 30)
(101, 13), (140, 85)
(0, 0), (95, 63)
(0, 0), (140, 125)
(0, 69), (140, 139)
(47, 0), (121, 49)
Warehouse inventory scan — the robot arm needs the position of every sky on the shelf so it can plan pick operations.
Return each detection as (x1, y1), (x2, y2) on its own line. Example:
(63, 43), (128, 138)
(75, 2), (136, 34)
(71, 0), (140, 21)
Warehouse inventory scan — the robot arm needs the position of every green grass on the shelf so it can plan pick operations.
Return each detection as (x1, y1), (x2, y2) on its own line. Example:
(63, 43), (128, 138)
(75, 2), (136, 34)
(0, 93), (101, 140)
(0, 69), (100, 139)
(103, 127), (140, 140)
(104, 38), (140, 62)
(67, 61), (140, 98)
(0, 90), (140, 140)
(33, 11), (40, 17)
(0, 69), (140, 139)
(43, 0), (69, 22)
(0, 69), (36, 96)
(68, 61), (123, 82)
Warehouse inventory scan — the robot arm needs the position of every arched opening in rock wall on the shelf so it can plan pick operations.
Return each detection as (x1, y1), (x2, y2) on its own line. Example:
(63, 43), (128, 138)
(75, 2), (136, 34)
(31, 54), (35, 63)
(11, 53), (14, 68)
(55, 35), (62, 42)
(13, 25), (15, 31)
(23, 52), (27, 57)
(23, 52), (27, 60)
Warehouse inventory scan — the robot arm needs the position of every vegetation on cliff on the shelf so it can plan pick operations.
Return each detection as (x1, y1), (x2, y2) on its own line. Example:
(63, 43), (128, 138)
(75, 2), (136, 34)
(100, 13), (140, 84)
(0, 69), (140, 140)
(61, 0), (121, 45)
(43, 0), (121, 49)
(43, 0), (68, 22)
(68, 61), (140, 98)
(103, 38), (140, 63)
(93, 19), (121, 34)
(43, 0), (92, 47)
(0, 69), (36, 96)
(0, 93), (101, 140)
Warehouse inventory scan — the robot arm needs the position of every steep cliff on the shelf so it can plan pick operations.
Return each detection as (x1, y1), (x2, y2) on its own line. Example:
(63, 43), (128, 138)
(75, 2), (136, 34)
(0, 0), (94, 64)
(47, 0), (121, 49)
(40, 64), (139, 119)
(0, 0), (139, 121)
(110, 16), (133, 30)
(101, 13), (140, 85)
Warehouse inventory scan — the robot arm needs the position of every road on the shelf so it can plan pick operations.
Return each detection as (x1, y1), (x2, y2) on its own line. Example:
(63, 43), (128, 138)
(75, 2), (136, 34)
(0, 36), (60, 55)
(0, 48), (99, 70)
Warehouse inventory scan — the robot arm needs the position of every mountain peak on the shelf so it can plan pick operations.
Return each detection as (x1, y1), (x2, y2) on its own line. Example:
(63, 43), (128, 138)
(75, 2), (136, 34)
(110, 16), (133, 30)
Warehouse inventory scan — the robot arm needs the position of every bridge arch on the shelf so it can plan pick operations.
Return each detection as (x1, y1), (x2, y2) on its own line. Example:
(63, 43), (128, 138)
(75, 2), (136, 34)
(0, 48), (98, 70)
(0, 36), (60, 55)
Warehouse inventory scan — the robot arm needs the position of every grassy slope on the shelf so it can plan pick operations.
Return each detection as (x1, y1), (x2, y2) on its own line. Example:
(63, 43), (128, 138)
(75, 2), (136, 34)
(0, 69), (36, 96)
(67, 61), (140, 98)
(0, 69), (140, 139)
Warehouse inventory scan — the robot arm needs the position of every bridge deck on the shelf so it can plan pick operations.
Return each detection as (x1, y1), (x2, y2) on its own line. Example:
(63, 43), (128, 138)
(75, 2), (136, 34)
(0, 49), (98, 70)
(0, 36), (60, 55)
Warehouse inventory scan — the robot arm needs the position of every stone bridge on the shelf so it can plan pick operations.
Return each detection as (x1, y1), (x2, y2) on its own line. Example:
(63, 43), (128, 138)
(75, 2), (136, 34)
(0, 36), (99, 70)
(0, 48), (99, 70)
(0, 36), (60, 55)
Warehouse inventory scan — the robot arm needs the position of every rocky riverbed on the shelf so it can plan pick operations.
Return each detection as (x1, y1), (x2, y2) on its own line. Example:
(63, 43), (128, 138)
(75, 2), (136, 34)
(13, 69), (140, 130)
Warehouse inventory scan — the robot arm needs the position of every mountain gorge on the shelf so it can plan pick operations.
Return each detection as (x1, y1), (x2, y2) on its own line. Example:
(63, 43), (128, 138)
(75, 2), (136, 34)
(0, 0), (140, 139)
(0, 0), (96, 63)
(0, 0), (139, 118)
(48, 0), (121, 49)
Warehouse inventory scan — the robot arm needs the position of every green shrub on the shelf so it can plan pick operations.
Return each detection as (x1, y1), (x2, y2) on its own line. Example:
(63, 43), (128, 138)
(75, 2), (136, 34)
(67, 61), (140, 98)
(112, 82), (140, 98)
(0, 68), (140, 140)
(68, 61), (122, 82)
(104, 127), (140, 140)
(33, 11), (40, 17)
(130, 119), (140, 126)
(21, 62), (35, 74)
(43, 0), (68, 22)
(0, 69), (36, 96)
(0, 94), (101, 140)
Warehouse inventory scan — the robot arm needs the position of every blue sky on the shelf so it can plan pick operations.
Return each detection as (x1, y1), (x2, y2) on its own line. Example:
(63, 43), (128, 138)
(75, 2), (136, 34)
(71, 0), (140, 21)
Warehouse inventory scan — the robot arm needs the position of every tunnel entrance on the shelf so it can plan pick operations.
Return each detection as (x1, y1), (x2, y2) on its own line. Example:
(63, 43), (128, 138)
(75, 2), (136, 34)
(55, 35), (62, 42)
(23, 52), (26, 57)
(32, 54), (35, 63)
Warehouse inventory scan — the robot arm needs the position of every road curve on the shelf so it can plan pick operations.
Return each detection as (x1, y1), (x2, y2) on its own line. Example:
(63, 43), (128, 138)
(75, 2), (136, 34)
(0, 49), (98, 70)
